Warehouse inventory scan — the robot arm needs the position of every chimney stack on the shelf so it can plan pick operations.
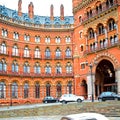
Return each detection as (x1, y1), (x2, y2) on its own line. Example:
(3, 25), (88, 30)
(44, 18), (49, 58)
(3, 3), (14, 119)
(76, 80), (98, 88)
(28, 2), (34, 19)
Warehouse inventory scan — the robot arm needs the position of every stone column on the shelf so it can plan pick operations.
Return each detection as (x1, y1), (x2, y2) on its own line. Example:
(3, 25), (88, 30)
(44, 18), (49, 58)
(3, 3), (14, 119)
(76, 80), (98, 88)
(94, 32), (98, 50)
(104, 27), (108, 46)
(115, 69), (120, 94)
(87, 73), (95, 100)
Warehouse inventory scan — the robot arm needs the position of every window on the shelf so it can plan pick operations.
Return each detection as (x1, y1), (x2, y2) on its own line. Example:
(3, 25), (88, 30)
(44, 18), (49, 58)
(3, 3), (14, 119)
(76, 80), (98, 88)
(45, 64), (51, 74)
(13, 32), (19, 40)
(66, 48), (71, 57)
(45, 37), (50, 43)
(24, 46), (30, 57)
(46, 83), (51, 96)
(24, 62), (30, 73)
(67, 81), (72, 94)
(11, 82), (18, 98)
(12, 45), (18, 56)
(24, 83), (29, 98)
(35, 83), (40, 98)
(12, 61), (18, 72)
(79, 16), (82, 23)
(56, 83), (62, 97)
(0, 82), (6, 99)
(98, 24), (105, 35)
(66, 62), (72, 73)
(55, 48), (61, 57)
(24, 34), (30, 41)
(80, 32), (82, 38)
(34, 63), (40, 74)
(45, 48), (51, 58)
(35, 47), (40, 58)
(65, 36), (71, 43)
(0, 59), (7, 71)
(1, 42), (7, 54)
(80, 45), (84, 52)
(35, 36), (40, 43)
(88, 28), (94, 39)
(108, 19), (116, 31)
(81, 63), (85, 69)
(56, 63), (62, 74)
(55, 37), (61, 43)
(2, 29), (8, 37)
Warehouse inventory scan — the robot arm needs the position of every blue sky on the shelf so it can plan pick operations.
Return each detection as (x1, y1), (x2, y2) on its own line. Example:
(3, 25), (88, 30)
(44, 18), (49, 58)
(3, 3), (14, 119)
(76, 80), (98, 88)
(0, 0), (73, 16)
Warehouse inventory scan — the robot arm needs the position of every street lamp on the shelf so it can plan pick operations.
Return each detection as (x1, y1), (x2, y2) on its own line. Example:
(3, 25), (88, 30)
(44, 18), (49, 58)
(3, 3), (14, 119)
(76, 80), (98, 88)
(86, 61), (94, 102)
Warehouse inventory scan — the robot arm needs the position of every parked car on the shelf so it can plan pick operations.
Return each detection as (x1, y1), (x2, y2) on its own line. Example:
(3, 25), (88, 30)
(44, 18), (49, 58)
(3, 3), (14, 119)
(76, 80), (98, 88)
(98, 91), (120, 102)
(59, 94), (84, 104)
(43, 96), (59, 103)
(60, 113), (109, 120)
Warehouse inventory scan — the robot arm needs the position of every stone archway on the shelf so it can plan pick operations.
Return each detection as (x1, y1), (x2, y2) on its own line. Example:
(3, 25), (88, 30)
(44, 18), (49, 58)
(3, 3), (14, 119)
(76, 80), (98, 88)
(95, 59), (117, 97)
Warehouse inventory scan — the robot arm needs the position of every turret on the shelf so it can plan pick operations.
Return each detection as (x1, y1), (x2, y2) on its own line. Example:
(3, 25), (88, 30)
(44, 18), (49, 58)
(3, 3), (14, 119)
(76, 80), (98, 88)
(28, 2), (34, 19)
(50, 4), (54, 20)
(60, 4), (64, 20)
(18, 0), (22, 16)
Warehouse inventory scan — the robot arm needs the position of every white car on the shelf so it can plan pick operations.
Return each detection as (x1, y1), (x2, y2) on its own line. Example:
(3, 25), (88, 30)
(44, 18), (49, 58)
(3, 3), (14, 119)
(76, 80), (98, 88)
(59, 94), (84, 104)
(60, 113), (109, 120)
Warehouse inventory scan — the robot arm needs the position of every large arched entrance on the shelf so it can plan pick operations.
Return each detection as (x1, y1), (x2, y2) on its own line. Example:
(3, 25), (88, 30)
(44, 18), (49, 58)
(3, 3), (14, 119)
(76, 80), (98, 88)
(95, 59), (117, 97)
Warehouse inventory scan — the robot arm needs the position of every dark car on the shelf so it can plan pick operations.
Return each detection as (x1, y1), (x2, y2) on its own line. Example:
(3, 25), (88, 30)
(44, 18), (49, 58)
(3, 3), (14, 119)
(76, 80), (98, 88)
(98, 91), (120, 102)
(43, 96), (59, 103)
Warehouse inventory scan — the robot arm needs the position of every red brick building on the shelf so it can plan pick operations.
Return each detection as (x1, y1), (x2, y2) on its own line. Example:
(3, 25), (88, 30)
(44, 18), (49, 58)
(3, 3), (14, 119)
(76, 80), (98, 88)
(0, 0), (120, 105)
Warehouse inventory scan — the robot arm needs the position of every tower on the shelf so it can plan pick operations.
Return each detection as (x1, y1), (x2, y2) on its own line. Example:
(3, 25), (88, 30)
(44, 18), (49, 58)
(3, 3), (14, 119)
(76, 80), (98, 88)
(18, 0), (22, 16)
(28, 2), (34, 19)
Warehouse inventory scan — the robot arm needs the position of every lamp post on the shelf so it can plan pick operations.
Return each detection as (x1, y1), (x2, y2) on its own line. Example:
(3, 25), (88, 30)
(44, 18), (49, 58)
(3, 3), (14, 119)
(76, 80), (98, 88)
(89, 63), (94, 102)
(10, 83), (12, 106)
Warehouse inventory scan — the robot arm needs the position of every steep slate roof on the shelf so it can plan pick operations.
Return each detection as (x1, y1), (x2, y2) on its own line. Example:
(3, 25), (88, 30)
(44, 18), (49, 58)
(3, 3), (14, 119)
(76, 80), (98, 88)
(0, 5), (74, 25)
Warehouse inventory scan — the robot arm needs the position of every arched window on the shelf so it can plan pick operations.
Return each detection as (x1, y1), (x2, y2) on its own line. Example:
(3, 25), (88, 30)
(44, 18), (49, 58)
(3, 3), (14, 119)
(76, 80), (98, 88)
(56, 63), (62, 74)
(12, 61), (19, 72)
(35, 83), (40, 98)
(12, 45), (18, 56)
(65, 48), (71, 57)
(45, 63), (51, 74)
(56, 83), (62, 97)
(65, 36), (71, 43)
(98, 24), (105, 35)
(55, 48), (61, 57)
(12, 82), (18, 98)
(88, 28), (94, 39)
(0, 59), (7, 71)
(35, 47), (40, 58)
(1, 42), (7, 54)
(55, 37), (61, 43)
(34, 62), (40, 74)
(24, 83), (29, 98)
(81, 45), (84, 51)
(45, 37), (50, 43)
(66, 62), (72, 73)
(100, 40), (103, 48)
(67, 81), (72, 94)
(0, 82), (6, 99)
(46, 83), (51, 96)
(108, 19), (116, 31)
(45, 48), (51, 58)
(35, 36), (40, 43)
(24, 62), (30, 73)
(13, 32), (19, 40)
(24, 34), (30, 41)
(24, 46), (29, 57)
(2, 29), (8, 37)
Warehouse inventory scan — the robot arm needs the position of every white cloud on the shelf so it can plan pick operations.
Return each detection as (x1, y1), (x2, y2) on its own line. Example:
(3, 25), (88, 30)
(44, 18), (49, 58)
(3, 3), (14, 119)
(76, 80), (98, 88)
(0, 0), (73, 16)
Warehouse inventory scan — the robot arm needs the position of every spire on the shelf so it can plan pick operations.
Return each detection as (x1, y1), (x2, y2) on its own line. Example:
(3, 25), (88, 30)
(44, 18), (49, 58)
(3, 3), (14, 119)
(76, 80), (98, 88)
(18, 0), (22, 16)
(28, 2), (34, 19)
(50, 4), (54, 20)
(60, 4), (64, 20)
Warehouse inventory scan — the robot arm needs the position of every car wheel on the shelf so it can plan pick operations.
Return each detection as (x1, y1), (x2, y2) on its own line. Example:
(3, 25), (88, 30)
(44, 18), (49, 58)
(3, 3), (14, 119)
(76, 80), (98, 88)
(62, 100), (67, 104)
(98, 98), (102, 102)
(115, 98), (118, 101)
(45, 101), (48, 103)
(77, 99), (82, 103)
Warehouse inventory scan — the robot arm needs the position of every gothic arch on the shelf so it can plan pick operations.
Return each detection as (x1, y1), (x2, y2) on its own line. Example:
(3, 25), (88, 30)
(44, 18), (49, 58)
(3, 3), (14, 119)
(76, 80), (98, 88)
(91, 52), (119, 73)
